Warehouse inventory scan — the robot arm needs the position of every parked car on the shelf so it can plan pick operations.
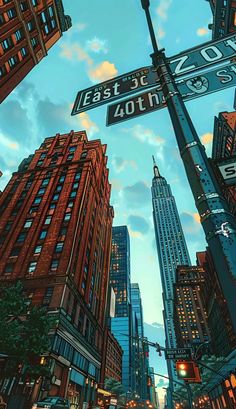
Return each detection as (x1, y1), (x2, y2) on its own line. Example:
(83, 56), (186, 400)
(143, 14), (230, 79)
(32, 396), (70, 409)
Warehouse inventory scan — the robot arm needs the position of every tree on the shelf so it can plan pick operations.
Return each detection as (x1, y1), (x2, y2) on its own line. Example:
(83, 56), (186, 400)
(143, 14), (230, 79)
(0, 281), (53, 380)
(104, 378), (126, 407)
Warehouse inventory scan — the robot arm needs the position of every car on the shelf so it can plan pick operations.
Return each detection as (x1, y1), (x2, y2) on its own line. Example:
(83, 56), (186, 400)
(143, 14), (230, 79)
(31, 396), (70, 409)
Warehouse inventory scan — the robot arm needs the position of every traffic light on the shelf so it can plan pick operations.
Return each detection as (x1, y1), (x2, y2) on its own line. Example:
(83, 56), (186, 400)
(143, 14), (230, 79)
(175, 361), (201, 383)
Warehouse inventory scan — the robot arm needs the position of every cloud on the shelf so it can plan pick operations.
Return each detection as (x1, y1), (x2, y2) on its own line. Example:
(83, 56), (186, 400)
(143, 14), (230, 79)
(201, 132), (213, 145)
(110, 179), (123, 190)
(75, 22), (87, 32)
(197, 27), (209, 36)
(123, 181), (150, 207)
(180, 211), (201, 236)
(156, 0), (172, 20)
(78, 112), (99, 136)
(60, 43), (93, 65)
(86, 37), (108, 54)
(88, 61), (118, 83)
(0, 100), (32, 141)
(36, 98), (72, 136)
(0, 133), (19, 150)
(112, 156), (137, 173)
(124, 124), (165, 147)
(128, 215), (150, 235)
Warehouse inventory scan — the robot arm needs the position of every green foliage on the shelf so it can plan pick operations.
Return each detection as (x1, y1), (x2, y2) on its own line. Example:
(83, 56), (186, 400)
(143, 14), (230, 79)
(104, 377), (125, 397)
(0, 281), (53, 379)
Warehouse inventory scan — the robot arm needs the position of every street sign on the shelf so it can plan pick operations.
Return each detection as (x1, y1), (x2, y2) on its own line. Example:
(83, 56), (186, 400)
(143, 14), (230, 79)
(168, 32), (236, 77)
(165, 348), (192, 361)
(106, 62), (236, 126)
(218, 160), (236, 182)
(71, 66), (158, 115)
(71, 33), (236, 116)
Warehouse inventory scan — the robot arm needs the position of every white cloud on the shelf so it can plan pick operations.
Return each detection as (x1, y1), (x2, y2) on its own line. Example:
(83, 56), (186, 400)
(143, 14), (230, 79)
(0, 133), (19, 150)
(156, 0), (172, 20)
(124, 124), (165, 146)
(86, 37), (108, 54)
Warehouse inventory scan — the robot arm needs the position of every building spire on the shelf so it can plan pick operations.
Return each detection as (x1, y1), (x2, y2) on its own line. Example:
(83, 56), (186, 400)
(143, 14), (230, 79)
(152, 155), (161, 178)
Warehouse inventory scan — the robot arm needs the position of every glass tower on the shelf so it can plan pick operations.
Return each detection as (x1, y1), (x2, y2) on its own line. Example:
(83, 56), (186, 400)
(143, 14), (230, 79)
(151, 158), (191, 387)
(110, 226), (132, 392)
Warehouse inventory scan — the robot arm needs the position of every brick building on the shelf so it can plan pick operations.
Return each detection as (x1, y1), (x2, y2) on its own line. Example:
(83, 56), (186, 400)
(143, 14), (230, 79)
(0, 0), (71, 103)
(101, 328), (122, 383)
(0, 130), (113, 408)
(207, 0), (236, 39)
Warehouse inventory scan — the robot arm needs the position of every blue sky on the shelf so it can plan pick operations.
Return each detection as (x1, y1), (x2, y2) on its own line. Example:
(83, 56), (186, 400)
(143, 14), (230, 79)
(0, 1), (235, 405)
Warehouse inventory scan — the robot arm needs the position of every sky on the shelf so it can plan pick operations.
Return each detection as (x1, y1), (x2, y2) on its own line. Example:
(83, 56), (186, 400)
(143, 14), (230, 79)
(0, 1), (235, 406)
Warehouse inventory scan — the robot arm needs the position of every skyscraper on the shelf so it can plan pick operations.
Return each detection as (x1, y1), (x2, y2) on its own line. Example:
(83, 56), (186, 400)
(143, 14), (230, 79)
(173, 265), (210, 348)
(0, 130), (113, 407)
(151, 158), (191, 399)
(109, 226), (132, 392)
(131, 283), (149, 399)
(0, 0), (71, 103)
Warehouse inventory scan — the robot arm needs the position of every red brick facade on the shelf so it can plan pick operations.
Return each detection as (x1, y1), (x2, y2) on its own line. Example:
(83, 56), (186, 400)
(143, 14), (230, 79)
(101, 328), (122, 383)
(0, 0), (71, 102)
(0, 130), (113, 405)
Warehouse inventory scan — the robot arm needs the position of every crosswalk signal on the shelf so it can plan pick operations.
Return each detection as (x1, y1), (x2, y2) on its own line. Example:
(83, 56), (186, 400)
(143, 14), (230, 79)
(176, 361), (202, 383)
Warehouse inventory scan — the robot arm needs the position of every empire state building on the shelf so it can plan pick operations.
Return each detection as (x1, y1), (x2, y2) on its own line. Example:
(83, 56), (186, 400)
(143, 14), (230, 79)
(151, 157), (191, 384)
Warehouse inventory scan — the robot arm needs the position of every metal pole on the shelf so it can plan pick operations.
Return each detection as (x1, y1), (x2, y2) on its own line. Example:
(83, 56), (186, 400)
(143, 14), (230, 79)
(185, 383), (194, 409)
(140, 0), (236, 336)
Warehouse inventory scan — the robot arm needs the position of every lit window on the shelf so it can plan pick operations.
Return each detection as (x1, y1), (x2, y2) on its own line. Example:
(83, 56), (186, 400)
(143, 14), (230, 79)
(34, 245), (42, 254)
(24, 219), (33, 228)
(44, 216), (52, 225)
(28, 261), (37, 273)
(55, 242), (64, 253)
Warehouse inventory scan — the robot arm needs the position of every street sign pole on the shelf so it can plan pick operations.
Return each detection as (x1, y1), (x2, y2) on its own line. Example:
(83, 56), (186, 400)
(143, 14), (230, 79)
(140, 1), (236, 408)
(141, 0), (236, 327)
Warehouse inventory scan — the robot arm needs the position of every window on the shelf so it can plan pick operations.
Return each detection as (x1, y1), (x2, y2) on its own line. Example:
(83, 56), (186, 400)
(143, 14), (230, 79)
(1, 37), (13, 51)
(29, 206), (38, 214)
(44, 216), (52, 225)
(31, 0), (38, 5)
(69, 146), (76, 152)
(0, 65), (7, 78)
(11, 247), (21, 257)
(36, 160), (43, 166)
(34, 245), (42, 254)
(39, 230), (47, 240)
(52, 193), (59, 201)
(75, 171), (81, 181)
(0, 14), (6, 26)
(55, 242), (64, 253)
(28, 261), (37, 273)
(20, 47), (27, 58)
(59, 175), (65, 183)
(24, 219), (33, 228)
(17, 232), (27, 242)
(31, 37), (38, 48)
(64, 213), (71, 222)
(5, 263), (14, 274)
(50, 259), (59, 271)
(66, 154), (74, 161)
(55, 185), (62, 192)
(27, 20), (35, 32)
(38, 188), (45, 196)
(8, 55), (19, 69)
(20, 2), (28, 11)
(14, 29), (24, 42)
(43, 287), (53, 305)
(33, 197), (42, 205)
(7, 8), (17, 20)
(81, 151), (87, 159)
(70, 191), (77, 198)
(42, 178), (49, 186)
(5, 221), (13, 231)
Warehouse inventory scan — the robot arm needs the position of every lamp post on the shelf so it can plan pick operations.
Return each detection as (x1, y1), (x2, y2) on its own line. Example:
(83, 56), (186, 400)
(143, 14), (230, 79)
(140, 0), (236, 406)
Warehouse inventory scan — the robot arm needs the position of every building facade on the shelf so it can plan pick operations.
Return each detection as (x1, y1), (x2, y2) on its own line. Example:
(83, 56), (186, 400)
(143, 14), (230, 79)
(131, 283), (149, 399)
(211, 111), (236, 216)
(101, 327), (122, 383)
(151, 159), (191, 402)
(0, 130), (113, 408)
(207, 0), (236, 39)
(173, 265), (210, 348)
(109, 226), (133, 392)
(0, 0), (71, 103)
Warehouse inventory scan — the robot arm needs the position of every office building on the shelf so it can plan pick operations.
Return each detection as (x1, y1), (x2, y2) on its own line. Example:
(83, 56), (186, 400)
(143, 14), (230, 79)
(0, 130), (113, 407)
(0, 0), (71, 102)
(151, 158), (191, 403)
(110, 226), (133, 392)
(173, 265), (210, 348)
